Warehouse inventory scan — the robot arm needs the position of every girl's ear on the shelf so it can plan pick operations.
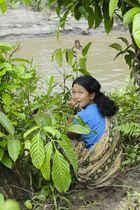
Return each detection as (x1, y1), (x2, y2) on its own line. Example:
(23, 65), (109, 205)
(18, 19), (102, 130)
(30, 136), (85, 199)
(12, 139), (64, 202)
(90, 93), (95, 100)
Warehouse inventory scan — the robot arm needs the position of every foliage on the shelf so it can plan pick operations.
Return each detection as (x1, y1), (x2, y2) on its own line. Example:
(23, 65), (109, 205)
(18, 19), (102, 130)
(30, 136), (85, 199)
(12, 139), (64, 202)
(0, 42), (37, 168)
(46, 0), (140, 48)
(0, 193), (20, 210)
(0, 41), (92, 197)
(111, 81), (140, 169)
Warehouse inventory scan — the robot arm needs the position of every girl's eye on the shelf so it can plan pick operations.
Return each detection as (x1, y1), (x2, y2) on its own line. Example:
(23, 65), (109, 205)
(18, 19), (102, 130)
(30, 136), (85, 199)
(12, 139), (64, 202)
(71, 91), (75, 94)
(78, 91), (83, 94)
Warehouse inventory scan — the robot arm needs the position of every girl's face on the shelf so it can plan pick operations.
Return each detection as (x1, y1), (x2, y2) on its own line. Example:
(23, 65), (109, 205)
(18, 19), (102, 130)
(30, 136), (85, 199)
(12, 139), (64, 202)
(71, 84), (95, 108)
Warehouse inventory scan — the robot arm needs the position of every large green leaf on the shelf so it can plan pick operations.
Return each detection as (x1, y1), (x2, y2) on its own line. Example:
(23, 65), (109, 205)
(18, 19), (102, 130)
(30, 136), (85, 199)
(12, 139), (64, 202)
(1, 155), (13, 169)
(41, 142), (53, 180)
(67, 124), (90, 134)
(0, 42), (13, 51)
(104, 15), (113, 34)
(133, 12), (140, 48)
(109, 43), (122, 51)
(52, 150), (71, 192)
(30, 133), (45, 169)
(87, 7), (95, 28)
(0, 193), (4, 210)
(59, 134), (78, 172)
(109, 0), (118, 19)
(0, 112), (14, 135)
(23, 126), (39, 138)
(7, 138), (21, 162)
(52, 49), (63, 66)
(3, 200), (20, 210)
(0, 147), (4, 161)
(118, 37), (129, 47)
(2, 93), (11, 106)
(123, 7), (140, 26)
(82, 42), (92, 57)
(43, 126), (60, 139)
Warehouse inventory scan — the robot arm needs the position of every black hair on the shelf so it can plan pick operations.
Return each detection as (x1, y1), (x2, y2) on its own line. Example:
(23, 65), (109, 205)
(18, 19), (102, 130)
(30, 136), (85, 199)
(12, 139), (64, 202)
(72, 75), (119, 117)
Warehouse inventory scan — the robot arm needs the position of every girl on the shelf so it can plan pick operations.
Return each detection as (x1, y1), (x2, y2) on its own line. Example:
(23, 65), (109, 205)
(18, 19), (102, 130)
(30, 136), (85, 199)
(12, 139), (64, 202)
(68, 75), (122, 188)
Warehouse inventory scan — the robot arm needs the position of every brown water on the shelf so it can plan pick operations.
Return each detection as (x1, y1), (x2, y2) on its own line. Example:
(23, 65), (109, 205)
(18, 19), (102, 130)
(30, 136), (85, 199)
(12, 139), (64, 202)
(15, 31), (130, 91)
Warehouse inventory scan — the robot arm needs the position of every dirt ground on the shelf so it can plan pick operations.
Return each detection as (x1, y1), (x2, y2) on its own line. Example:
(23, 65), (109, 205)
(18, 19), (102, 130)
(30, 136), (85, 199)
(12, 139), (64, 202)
(67, 164), (140, 210)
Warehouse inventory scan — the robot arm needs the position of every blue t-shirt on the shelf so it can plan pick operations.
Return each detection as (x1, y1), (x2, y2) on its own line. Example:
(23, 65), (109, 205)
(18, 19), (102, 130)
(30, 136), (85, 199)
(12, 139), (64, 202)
(73, 104), (106, 149)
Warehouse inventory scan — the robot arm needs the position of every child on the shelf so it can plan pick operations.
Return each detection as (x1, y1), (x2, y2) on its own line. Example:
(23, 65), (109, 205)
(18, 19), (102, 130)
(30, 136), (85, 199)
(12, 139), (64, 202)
(68, 75), (122, 188)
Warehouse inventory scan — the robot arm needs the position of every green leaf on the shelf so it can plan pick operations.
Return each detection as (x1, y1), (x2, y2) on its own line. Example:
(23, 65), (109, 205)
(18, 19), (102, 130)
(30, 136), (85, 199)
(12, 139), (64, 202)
(23, 126), (39, 138)
(0, 139), (7, 147)
(52, 150), (71, 192)
(43, 126), (60, 139)
(0, 68), (6, 76)
(0, 193), (4, 209)
(94, 5), (102, 28)
(1, 155), (13, 169)
(24, 140), (31, 150)
(109, 0), (118, 19)
(7, 138), (21, 162)
(67, 124), (90, 134)
(123, 7), (140, 26)
(124, 54), (132, 68)
(41, 142), (53, 180)
(0, 111), (14, 135)
(74, 4), (81, 20)
(0, 42), (13, 51)
(0, 131), (5, 138)
(104, 15), (113, 34)
(4, 200), (20, 210)
(65, 49), (73, 65)
(118, 37), (129, 47)
(79, 57), (87, 70)
(133, 12), (140, 48)
(52, 49), (63, 66)
(10, 57), (31, 64)
(87, 7), (95, 28)
(30, 133), (45, 169)
(46, 76), (55, 95)
(2, 93), (11, 106)
(82, 42), (92, 57)
(0, 147), (4, 161)
(109, 43), (122, 51)
(0, 62), (12, 71)
(59, 134), (78, 172)
(79, 5), (88, 18)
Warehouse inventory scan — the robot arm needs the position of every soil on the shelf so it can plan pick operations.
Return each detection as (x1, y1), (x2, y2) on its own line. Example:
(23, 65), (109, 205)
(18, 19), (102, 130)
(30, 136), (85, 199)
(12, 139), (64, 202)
(67, 164), (140, 210)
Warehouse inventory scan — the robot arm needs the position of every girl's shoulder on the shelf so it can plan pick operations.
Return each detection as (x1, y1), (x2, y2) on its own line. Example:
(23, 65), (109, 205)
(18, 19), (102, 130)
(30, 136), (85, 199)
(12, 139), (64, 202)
(77, 103), (97, 117)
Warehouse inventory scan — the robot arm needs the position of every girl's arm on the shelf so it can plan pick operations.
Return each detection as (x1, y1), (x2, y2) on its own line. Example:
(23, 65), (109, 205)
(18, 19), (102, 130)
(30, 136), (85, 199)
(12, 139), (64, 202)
(67, 115), (79, 139)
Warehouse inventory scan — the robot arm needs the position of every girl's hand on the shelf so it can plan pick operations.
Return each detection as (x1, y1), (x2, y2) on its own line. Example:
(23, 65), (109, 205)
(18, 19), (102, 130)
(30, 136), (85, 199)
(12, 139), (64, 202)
(68, 99), (80, 110)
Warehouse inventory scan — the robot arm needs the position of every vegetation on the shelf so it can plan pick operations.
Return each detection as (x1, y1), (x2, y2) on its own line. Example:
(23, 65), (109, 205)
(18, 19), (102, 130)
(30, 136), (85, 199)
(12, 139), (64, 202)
(111, 81), (140, 170)
(0, 0), (140, 209)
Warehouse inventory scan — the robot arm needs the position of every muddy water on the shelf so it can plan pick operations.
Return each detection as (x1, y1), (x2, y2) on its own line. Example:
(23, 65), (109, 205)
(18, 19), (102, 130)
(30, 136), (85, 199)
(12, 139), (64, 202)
(15, 31), (130, 91)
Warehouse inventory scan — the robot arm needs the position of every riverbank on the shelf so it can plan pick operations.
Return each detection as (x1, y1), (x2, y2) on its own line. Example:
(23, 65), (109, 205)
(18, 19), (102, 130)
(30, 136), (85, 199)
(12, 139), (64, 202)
(0, 6), (124, 40)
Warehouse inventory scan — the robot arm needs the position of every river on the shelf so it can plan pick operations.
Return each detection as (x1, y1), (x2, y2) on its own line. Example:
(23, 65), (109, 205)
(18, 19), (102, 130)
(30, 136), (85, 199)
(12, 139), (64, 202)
(14, 31), (129, 91)
(1, 7), (130, 91)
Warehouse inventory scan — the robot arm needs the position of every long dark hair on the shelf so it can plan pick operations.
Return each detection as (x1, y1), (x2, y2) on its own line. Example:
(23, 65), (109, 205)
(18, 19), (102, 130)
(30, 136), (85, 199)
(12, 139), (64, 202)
(72, 75), (119, 117)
